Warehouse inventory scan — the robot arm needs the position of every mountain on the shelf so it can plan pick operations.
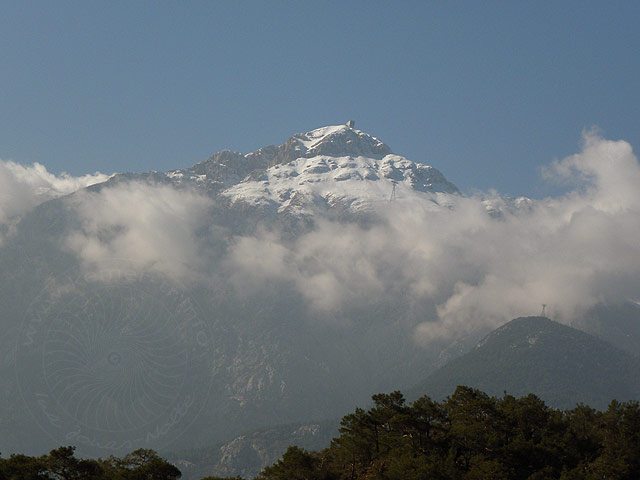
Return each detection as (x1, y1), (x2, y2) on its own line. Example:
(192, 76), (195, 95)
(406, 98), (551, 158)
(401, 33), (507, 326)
(0, 123), (460, 459)
(101, 122), (459, 216)
(409, 316), (640, 409)
(3, 122), (639, 476)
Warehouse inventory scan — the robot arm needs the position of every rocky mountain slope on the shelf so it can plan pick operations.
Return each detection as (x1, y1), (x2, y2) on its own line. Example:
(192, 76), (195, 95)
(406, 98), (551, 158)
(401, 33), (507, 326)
(168, 420), (337, 480)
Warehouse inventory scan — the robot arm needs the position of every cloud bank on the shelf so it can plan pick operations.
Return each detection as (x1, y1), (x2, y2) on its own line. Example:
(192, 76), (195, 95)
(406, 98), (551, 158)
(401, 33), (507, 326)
(6, 132), (640, 345)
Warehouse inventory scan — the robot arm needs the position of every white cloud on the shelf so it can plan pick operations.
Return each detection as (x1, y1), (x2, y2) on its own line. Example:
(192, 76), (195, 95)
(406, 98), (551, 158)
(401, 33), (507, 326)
(0, 159), (110, 242)
(65, 182), (213, 279)
(543, 131), (640, 212)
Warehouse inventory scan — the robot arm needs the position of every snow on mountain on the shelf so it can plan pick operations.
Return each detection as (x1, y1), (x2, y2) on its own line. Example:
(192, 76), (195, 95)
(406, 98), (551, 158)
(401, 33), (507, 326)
(288, 124), (391, 158)
(151, 123), (458, 215)
(222, 151), (458, 215)
(96, 123), (460, 217)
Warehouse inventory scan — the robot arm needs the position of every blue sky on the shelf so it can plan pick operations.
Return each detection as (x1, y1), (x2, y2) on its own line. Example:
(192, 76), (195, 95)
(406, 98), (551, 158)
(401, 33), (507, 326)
(1, 1), (639, 197)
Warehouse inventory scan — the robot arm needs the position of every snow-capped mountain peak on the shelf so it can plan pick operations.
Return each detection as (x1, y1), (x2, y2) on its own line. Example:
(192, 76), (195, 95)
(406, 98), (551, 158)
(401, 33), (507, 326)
(288, 124), (391, 159)
(101, 123), (459, 216)
(216, 124), (458, 215)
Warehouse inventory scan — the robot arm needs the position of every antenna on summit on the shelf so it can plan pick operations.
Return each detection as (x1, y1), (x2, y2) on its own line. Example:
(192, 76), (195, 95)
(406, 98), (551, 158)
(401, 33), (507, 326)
(541, 304), (547, 317)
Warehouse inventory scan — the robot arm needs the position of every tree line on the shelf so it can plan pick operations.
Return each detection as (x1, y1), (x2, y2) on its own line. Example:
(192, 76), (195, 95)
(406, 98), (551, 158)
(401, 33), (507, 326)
(0, 447), (181, 479)
(2, 386), (639, 479)
(257, 386), (640, 480)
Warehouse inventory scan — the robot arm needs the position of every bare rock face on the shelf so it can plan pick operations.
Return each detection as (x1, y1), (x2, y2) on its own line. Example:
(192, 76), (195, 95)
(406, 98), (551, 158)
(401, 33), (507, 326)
(170, 421), (336, 480)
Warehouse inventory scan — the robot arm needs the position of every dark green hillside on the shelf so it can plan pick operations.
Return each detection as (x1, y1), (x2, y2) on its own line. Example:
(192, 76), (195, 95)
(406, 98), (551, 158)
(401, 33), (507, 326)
(409, 316), (640, 409)
(257, 388), (640, 480)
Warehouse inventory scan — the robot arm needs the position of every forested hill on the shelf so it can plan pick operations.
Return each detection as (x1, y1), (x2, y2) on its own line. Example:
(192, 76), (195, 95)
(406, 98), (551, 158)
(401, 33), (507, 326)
(409, 316), (640, 409)
(255, 387), (640, 480)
